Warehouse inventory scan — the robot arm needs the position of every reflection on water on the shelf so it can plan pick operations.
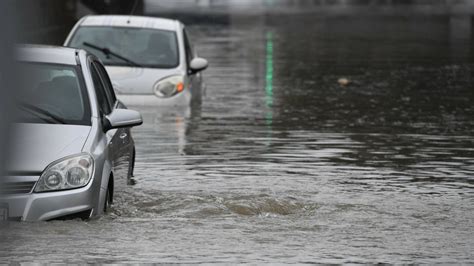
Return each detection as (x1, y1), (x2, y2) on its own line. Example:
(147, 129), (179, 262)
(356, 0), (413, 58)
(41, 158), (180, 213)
(2, 6), (474, 264)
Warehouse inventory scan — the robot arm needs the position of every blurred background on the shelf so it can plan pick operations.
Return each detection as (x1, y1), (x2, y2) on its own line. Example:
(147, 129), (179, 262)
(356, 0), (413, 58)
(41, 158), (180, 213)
(0, 1), (18, 199)
(15, 0), (474, 54)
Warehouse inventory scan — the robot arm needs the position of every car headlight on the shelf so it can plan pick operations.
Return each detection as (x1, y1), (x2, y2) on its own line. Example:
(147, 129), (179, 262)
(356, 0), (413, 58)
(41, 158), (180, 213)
(34, 154), (94, 192)
(153, 75), (185, 98)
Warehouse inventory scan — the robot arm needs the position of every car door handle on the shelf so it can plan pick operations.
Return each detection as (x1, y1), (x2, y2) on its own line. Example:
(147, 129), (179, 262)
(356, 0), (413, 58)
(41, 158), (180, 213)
(119, 132), (128, 139)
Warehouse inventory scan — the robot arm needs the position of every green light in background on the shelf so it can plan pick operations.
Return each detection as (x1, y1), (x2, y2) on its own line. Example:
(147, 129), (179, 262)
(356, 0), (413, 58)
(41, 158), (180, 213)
(265, 0), (275, 6)
(265, 31), (274, 127)
(265, 31), (274, 108)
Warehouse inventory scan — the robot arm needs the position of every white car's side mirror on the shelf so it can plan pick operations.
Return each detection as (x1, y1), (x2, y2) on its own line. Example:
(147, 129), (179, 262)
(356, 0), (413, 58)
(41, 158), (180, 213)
(104, 109), (143, 131)
(189, 57), (208, 74)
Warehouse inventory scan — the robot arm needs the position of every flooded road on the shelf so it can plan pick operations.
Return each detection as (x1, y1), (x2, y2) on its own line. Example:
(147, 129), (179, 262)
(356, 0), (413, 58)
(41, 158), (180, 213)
(2, 6), (474, 263)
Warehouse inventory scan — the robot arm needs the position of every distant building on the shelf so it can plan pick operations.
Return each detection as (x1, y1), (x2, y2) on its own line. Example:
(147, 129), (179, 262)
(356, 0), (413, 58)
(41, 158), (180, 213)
(17, 0), (143, 45)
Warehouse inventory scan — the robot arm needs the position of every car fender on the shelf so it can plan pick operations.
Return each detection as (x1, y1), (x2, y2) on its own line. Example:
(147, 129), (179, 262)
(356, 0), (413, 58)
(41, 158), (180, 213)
(96, 158), (113, 216)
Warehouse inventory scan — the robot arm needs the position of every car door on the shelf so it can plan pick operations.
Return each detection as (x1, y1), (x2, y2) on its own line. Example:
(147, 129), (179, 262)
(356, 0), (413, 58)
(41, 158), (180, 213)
(92, 60), (133, 177)
(183, 28), (203, 104)
(89, 60), (122, 176)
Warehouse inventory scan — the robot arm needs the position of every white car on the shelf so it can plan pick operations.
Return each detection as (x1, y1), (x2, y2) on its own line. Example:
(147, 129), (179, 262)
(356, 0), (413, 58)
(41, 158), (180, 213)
(64, 15), (208, 106)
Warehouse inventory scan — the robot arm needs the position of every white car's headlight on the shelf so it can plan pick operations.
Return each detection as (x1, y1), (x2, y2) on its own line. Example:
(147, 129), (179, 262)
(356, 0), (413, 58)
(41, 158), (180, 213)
(153, 75), (185, 98)
(34, 154), (94, 192)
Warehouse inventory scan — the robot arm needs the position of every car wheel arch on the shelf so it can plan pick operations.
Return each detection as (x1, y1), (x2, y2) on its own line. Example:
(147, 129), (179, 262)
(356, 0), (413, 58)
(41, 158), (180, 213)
(97, 159), (114, 215)
(103, 173), (114, 213)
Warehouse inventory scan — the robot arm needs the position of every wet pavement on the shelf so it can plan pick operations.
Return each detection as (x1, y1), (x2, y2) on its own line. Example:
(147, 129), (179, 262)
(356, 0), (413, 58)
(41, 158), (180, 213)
(1, 5), (474, 264)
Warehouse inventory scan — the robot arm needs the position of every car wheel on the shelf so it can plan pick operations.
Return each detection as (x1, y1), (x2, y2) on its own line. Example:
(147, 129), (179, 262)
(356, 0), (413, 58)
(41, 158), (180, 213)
(127, 148), (137, 185)
(130, 148), (136, 177)
(103, 182), (113, 213)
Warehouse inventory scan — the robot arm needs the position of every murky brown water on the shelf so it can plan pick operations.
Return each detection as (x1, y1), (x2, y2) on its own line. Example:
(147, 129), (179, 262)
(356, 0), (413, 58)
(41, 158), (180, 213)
(1, 5), (474, 263)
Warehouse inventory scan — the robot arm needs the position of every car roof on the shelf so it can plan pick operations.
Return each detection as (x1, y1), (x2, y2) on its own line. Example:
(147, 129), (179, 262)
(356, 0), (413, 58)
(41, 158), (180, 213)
(79, 15), (181, 31)
(17, 45), (81, 65)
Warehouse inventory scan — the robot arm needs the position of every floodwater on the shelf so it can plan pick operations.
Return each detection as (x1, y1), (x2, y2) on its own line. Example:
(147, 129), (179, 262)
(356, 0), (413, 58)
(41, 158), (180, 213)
(2, 6), (474, 264)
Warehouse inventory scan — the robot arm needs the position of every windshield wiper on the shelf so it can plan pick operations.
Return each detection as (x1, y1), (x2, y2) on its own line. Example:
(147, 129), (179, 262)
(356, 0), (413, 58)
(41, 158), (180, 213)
(83, 42), (142, 67)
(19, 103), (66, 124)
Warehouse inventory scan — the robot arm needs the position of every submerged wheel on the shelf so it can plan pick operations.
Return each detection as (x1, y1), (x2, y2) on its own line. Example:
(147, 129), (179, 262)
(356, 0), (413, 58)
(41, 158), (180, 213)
(127, 148), (137, 185)
(103, 178), (113, 213)
(130, 148), (136, 178)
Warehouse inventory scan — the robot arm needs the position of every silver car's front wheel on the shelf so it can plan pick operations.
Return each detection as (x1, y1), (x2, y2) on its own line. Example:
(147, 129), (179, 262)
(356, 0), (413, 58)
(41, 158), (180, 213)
(103, 178), (113, 213)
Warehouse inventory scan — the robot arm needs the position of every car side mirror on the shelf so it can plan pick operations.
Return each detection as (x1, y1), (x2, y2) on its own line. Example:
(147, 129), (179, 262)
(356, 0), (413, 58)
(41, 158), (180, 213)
(189, 57), (208, 74)
(104, 109), (143, 131)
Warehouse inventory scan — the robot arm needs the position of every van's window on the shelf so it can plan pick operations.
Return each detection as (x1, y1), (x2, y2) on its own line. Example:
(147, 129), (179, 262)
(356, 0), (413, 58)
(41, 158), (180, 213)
(17, 63), (91, 125)
(69, 26), (179, 68)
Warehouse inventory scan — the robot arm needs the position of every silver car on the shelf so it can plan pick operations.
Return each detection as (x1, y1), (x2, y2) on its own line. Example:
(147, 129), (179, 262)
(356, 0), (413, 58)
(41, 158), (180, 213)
(64, 15), (208, 106)
(0, 45), (143, 221)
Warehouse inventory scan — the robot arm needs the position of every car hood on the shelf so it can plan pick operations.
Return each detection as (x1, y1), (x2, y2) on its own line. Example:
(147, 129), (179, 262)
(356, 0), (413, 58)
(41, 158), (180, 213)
(106, 66), (182, 95)
(6, 123), (91, 174)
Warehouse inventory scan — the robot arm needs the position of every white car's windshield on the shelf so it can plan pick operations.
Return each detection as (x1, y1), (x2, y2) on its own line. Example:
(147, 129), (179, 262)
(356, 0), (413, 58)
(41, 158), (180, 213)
(17, 63), (91, 125)
(69, 26), (179, 68)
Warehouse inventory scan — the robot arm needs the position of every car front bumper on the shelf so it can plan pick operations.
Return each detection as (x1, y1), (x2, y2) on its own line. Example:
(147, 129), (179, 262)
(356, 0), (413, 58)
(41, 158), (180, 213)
(116, 90), (191, 107)
(0, 176), (99, 221)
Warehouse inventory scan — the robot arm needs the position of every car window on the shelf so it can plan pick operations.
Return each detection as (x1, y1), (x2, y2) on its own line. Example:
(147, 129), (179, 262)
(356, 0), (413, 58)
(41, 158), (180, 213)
(90, 62), (111, 115)
(17, 62), (91, 125)
(69, 26), (179, 69)
(183, 28), (194, 66)
(93, 61), (117, 108)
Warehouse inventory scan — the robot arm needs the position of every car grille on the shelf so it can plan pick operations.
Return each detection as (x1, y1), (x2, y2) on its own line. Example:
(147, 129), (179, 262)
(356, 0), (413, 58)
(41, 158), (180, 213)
(0, 181), (36, 194)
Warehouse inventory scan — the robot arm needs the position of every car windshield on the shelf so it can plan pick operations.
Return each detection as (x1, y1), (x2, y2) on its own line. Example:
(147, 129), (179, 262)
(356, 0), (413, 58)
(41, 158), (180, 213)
(16, 63), (91, 126)
(68, 26), (179, 68)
